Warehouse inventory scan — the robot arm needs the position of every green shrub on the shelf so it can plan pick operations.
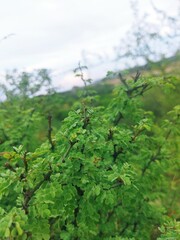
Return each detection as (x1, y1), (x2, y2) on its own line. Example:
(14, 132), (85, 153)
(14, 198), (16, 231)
(0, 72), (179, 239)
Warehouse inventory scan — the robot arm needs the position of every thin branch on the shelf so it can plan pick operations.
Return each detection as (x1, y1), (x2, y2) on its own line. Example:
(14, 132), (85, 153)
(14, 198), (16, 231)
(48, 114), (55, 151)
(113, 112), (124, 126)
(61, 140), (78, 163)
(120, 223), (129, 235)
(4, 162), (16, 172)
(22, 151), (28, 173)
(112, 144), (123, 162)
(119, 71), (149, 98)
(119, 73), (130, 90)
(106, 201), (122, 223)
(142, 129), (172, 176)
(22, 170), (52, 214)
(82, 104), (90, 129)
(132, 71), (141, 83)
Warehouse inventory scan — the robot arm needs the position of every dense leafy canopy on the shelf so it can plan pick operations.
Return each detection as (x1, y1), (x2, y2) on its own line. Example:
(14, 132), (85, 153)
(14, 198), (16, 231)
(0, 68), (179, 239)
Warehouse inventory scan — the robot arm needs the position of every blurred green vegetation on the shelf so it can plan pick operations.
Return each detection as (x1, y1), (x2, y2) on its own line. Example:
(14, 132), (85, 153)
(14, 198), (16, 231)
(0, 55), (179, 153)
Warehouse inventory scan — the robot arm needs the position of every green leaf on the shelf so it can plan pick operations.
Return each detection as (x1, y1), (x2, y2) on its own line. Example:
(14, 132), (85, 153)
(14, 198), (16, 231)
(15, 222), (23, 236)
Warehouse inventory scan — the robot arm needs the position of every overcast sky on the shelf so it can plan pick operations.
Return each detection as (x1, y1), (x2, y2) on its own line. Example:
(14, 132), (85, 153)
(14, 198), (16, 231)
(0, 0), (179, 91)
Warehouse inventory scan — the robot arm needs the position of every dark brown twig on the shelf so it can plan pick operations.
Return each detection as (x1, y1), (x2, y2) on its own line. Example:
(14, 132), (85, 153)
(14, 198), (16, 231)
(142, 129), (172, 175)
(48, 114), (55, 151)
(61, 140), (78, 163)
(22, 170), (52, 214)
(22, 151), (28, 173)
(4, 162), (16, 172)
(119, 73), (130, 90)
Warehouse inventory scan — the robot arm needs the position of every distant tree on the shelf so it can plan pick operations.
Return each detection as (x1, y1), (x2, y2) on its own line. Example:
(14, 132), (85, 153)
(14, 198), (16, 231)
(0, 69), (53, 101)
(0, 69), (55, 151)
(115, 0), (180, 72)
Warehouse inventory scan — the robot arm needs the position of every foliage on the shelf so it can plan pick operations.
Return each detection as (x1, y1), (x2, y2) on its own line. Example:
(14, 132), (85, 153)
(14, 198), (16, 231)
(0, 69), (55, 151)
(0, 69), (53, 99)
(0, 71), (114, 152)
(0, 68), (179, 239)
(157, 219), (180, 239)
